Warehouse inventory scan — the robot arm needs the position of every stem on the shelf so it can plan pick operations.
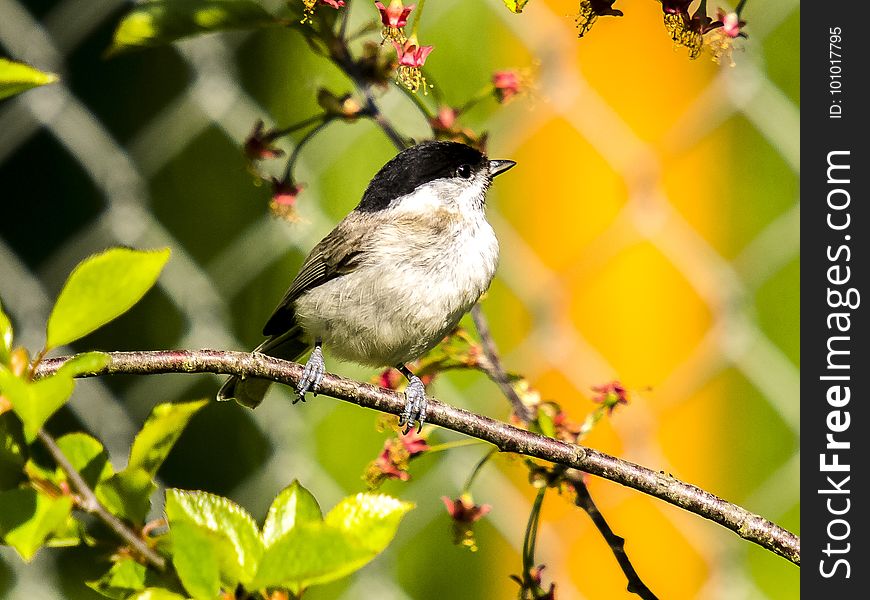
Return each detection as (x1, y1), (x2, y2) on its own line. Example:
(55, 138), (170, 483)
(272, 114), (327, 138)
(521, 487), (546, 588)
(34, 350), (801, 566)
(364, 87), (409, 150)
(462, 448), (497, 493)
(28, 348), (47, 381)
(570, 473), (659, 599)
(332, 46), (407, 149)
(457, 85), (495, 116)
(399, 82), (436, 121)
(281, 118), (335, 183)
(577, 405), (606, 439)
(409, 0), (426, 40)
(425, 439), (486, 454)
(470, 307), (658, 597)
(36, 428), (167, 571)
(470, 305), (532, 422)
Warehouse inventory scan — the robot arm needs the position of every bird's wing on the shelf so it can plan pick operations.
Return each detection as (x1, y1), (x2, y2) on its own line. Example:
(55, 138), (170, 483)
(262, 219), (368, 336)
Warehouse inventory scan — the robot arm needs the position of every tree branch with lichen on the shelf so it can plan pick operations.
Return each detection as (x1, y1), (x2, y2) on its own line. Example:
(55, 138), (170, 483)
(35, 349), (800, 566)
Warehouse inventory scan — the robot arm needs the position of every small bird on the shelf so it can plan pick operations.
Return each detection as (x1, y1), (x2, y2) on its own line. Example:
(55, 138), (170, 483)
(218, 140), (516, 431)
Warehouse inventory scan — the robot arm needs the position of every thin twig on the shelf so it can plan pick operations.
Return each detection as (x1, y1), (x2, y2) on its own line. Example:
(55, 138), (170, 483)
(36, 429), (167, 571)
(281, 118), (335, 183)
(272, 113), (327, 138)
(521, 487), (547, 591)
(569, 472), (658, 599)
(471, 304), (532, 421)
(326, 32), (409, 151)
(470, 306), (657, 596)
(462, 448), (498, 493)
(361, 87), (409, 150)
(35, 350), (801, 566)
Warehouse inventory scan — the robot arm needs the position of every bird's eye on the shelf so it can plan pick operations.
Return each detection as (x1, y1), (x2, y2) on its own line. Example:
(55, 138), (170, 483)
(456, 164), (472, 179)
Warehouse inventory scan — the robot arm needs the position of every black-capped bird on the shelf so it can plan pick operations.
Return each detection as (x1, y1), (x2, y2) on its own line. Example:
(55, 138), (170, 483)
(219, 141), (516, 431)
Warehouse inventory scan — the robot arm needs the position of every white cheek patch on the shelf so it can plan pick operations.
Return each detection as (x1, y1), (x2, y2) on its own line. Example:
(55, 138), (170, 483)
(390, 176), (488, 215)
(390, 185), (444, 214)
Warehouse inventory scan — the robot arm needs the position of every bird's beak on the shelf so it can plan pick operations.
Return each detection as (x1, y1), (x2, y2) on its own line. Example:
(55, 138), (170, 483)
(489, 159), (517, 177)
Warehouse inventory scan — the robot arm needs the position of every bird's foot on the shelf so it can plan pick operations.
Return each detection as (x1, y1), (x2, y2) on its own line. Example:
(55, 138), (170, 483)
(296, 346), (325, 403)
(397, 375), (428, 434)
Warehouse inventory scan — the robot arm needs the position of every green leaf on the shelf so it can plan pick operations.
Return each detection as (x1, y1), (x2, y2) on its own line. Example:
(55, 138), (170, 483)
(55, 432), (113, 488)
(262, 480), (322, 545)
(536, 409), (556, 439)
(96, 468), (156, 526)
(502, 0), (531, 13)
(324, 493), (414, 553)
(253, 493), (413, 592)
(169, 519), (222, 599)
(0, 414), (26, 490)
(0, 58), (58, 101)
(253, 523), (374, 593)
(56, 351), (111, 379)
(0, 366), (75, 443)
(87, 558), (148, 599)
(165, 489), (262, 587)
(0, 366), (30, 412)
(109, 0), (277, 55)
(88, 557), (186, 600)
(0, 488), (73, 561)
(0, 300), (12, 364)
(129, 589), (188, 600)
(128, 400), (207, 477)
(0, 354), (101, 447)
(45, 513), (85, 548)
(46, 247), (170, 350)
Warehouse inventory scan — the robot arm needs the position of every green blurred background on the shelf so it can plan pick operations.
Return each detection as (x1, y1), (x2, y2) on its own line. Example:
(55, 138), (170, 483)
(0, 0), (799, 598)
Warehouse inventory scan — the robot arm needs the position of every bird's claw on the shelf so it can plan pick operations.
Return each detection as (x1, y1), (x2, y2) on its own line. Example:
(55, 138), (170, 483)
(296, 346), (325, 403)
(397, 375), (427, 434)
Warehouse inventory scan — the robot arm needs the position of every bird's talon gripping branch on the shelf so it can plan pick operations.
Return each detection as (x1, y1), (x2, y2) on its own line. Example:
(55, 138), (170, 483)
(398, 370), (427, 434)
(415, 392), (428, 433)
(296, 345), (325, 402)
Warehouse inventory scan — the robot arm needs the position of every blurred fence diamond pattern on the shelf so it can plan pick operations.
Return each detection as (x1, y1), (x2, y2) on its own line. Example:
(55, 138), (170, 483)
(0, 0), (798, 598)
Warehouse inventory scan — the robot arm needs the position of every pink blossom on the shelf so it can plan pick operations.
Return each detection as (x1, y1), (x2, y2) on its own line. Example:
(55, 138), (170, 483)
(244, 120), (284, 161)
(399, 430), (429, 456)
(271, 179), (303, 206)
(717, 8), (746, 38)
(375, 0), (414, 29)
(492, 70), (522, 103)
(591, 380), (629, 414)
(442, 494), (491, 523)
(392, 39), (433, 68)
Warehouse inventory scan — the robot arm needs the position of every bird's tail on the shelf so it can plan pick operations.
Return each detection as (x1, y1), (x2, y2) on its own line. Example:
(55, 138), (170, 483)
(217, 326), (310, 408)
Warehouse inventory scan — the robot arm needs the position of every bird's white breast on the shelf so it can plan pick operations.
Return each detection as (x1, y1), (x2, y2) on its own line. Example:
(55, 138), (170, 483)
(293, 205), (499, 367)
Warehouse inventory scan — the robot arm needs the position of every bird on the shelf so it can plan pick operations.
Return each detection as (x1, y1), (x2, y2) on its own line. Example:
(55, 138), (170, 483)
(218, 140), (516, 432)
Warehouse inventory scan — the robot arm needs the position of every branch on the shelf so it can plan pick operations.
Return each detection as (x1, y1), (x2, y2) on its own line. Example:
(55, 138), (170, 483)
(470, 306), (656, 596)
(35, 350), (800, 566)
(327, 33), (409, 151)
(470, 304), (532, 421)
(569, 472), (658, 599)
(36, 428), (167, 571)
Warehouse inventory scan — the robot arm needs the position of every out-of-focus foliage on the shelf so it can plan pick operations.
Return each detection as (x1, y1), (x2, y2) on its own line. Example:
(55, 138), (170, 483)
(0, 59), (57, 100)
